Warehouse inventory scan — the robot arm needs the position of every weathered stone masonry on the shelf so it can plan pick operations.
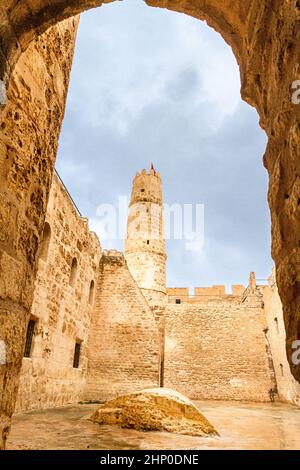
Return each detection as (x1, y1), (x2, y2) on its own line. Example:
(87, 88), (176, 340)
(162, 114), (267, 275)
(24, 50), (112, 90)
(0, 17), (79, 447)
(83, 250), (160, 402)
(15, 174), (162, 411)
(262, 270), (300, 405)
(165, 282), (276, 402)
(16, 173), (102, 412)
(0, 0), (300, 449)
(15, 168), (300, 414)
(125, 168), (167, 307)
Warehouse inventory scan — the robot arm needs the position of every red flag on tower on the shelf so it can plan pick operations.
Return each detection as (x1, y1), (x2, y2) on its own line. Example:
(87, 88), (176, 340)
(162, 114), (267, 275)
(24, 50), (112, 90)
(151, 163), (156, 175)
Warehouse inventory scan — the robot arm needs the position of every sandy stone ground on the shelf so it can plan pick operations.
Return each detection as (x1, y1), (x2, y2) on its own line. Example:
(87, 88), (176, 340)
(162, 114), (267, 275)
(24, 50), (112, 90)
(7, 401), (300, 450)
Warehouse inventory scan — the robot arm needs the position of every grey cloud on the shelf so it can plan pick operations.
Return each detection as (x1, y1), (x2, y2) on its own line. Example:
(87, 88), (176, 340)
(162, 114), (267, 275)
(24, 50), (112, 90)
(56, 0), (273, 289)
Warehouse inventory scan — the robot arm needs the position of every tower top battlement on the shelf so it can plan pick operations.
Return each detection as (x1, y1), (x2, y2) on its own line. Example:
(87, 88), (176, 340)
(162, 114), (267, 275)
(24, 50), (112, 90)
(134, 164), (161, 180)
(130, 165), (163, 206)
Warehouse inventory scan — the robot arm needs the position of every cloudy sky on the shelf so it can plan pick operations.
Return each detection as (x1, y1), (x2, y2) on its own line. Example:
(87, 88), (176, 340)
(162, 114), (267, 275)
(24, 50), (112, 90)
(56, 0), (273, 291)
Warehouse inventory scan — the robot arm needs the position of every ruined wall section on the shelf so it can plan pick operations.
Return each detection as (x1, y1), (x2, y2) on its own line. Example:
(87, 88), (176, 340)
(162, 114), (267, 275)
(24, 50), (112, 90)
(263, 271), (300, 405)
(15, 174), (102, 412)
(84, 250), (160, 402)
(164, 288), (276, 402)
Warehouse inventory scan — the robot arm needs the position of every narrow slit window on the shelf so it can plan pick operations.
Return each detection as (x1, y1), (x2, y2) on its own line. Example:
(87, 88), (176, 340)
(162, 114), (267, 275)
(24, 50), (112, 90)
(24, 319), (36, 358)
(280, 363), (284, 376)
(274, 317), (279, 334)
(73, 341), (81, 369)
(39, 222), (51, 261)
(69, 257), (78, 287)
(89, 280), (95, 305)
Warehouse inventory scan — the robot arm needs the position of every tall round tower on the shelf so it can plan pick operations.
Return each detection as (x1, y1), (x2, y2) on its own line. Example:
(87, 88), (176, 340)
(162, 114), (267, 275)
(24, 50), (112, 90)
(125, 166), (167, 305)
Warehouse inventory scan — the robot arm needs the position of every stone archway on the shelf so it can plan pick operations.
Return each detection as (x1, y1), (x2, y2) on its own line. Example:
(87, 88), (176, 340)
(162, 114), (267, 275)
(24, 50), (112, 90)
(0, 0), (299, 449)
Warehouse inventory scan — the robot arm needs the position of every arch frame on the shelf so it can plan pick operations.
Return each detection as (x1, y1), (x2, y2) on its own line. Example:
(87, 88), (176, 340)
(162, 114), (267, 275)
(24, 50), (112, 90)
(0, 0), (299, 449)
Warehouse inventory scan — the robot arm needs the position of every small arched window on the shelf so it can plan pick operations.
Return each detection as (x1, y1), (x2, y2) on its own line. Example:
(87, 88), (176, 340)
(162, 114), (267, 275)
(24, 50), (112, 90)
(89, 280), (95, 305)
(39, 222), (51, 261)
(69, 257), (78, 287)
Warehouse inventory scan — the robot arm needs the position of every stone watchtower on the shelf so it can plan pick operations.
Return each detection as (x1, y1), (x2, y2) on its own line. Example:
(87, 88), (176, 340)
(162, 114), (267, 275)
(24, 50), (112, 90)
(125, 165), (167, 306)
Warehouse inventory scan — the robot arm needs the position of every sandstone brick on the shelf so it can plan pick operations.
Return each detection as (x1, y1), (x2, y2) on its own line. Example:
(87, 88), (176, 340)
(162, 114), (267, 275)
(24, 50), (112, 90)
(83, 250), (160, 402)
(125, 168), (167, 307)
(15, 174), (102, 412)
(0, 0), (299, 450)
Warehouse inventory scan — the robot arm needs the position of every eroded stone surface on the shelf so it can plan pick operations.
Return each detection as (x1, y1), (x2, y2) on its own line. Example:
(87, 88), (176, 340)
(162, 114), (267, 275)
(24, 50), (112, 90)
(164, 282), (277, 402)
(90, 388), (218, 437)
(0, 0), (299, 451)
(16, 171), (298, 414)
(0, 17), (79, 449)
(83, 250), (161, 403)
(15, 173), (102, 413)
(0, 0), (299, 385)
(125, 168), (167, 306)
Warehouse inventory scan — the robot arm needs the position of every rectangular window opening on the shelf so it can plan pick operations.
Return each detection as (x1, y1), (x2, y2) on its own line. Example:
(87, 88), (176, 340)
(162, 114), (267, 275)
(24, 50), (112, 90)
(73, 341), (82, 369)
(24, 319), (36, 358)
(176, 299), (181, 305)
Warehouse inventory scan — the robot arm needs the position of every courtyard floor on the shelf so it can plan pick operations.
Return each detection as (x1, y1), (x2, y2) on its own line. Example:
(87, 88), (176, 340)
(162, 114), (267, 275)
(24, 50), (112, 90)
(7, 400), (300, 450)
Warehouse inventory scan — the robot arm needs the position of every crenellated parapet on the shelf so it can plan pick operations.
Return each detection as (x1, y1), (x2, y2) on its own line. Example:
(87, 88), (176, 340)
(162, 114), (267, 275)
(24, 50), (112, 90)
(167, 273), (264, 306)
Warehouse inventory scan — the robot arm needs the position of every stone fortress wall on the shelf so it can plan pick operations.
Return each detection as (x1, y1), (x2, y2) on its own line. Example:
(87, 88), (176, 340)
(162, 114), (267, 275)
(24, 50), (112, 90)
(82, 250), (161, 402)
(165, 276), (300, 404)
(15, 173), (102, 412)
(15, 169), (300, 412)
(0, 0), (299, 451)
(165, 279), (276, 402)
(262, 271), (300, 405)
(0, 16), (81, 434)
